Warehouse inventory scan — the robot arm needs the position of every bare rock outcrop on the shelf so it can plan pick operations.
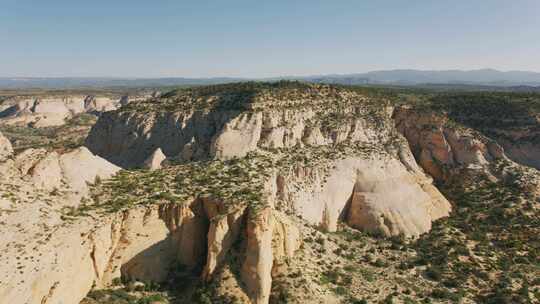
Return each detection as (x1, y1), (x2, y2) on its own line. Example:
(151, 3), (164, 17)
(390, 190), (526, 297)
(85, 85), (384, 168)
(26, 147), (121, 195)
(276, 154), (451, 237)
(394, 106), (508, 181)
(202, 198), (246, 280)
(0, 203), (193, 304)
(0, 97), (80, 127)
(272, 213), (302, 261)
(0, 131), (13, 161)
(0, 147), (122, 304)
(0, 163), (300, 304)
(29, 151), (63, 190)
(210, 112), (263, 159)
(0, 94), (142, 128)
(142, 148), (167, 170)
(241, 207), (275, 304)
(86, 84), (451, 240)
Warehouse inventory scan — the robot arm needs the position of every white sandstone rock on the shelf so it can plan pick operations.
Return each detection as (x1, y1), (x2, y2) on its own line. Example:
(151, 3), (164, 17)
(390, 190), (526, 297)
(143, 148), (166, 170)
(210, 112), (263, 159)
(0, 131), (13, 161)
(58, 147), (121, 194)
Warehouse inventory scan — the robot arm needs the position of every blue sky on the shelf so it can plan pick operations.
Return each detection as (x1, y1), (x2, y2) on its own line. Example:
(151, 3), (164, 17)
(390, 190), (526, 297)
(1, 0), (539, 77)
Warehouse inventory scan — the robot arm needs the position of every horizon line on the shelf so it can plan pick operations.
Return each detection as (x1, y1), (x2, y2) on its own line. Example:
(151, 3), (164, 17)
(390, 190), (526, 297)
(2, 68), (540, 80)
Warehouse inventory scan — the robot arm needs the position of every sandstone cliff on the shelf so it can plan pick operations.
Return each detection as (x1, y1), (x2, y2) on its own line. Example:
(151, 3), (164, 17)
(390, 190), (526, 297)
(0, 131), (13, 160)
(0, 93), (150, 128)
(76, 83), (451, 302)
(8, 83), (537, 304)
(0, 146), (121, 304)
(86, 83), (450, 239)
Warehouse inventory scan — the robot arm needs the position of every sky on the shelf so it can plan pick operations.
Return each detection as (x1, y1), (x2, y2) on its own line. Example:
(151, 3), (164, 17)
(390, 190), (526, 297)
(1, 0), (539, 78)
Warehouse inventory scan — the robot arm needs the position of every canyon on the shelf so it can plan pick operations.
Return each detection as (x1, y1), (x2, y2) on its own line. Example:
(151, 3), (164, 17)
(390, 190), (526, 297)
(0, 82), (538, 304)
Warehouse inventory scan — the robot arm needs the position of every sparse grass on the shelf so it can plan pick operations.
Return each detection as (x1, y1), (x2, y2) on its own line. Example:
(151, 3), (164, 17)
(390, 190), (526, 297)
(410, 162), (540, 303)
(0, 113), (97, 152)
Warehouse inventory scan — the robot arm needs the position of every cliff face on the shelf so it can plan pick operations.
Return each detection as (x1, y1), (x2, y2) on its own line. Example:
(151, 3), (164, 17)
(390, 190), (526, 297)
(0, 150), (301, 304)
(0, 131), (13, 160)
(0, 94), (150, 128)
(0, 131), (301, 304)
(85, 84), (450, 239)
(0, 142), (122, 304)
(71, 83), (451, 303)
(394, 107), (506, 181)
(85, 85), (384, 167)
(392, 104), (540, 185)
(396, 93), (540, 171)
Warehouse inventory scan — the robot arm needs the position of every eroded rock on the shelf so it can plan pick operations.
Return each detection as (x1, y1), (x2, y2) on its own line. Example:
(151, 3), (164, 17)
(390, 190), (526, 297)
(143, 148), (167, 170)
(0, 131), (13, 161)
(241, 208), (275, 304)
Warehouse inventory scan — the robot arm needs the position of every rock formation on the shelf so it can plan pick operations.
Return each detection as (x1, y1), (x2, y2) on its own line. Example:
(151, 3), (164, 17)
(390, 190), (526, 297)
(394, 106), (508, 181)
(0, 131), (13, 161)
(78, 83), (450, 302)
(142, 148), (166, 170)
(87, 83), (450, 240)
(0, 93), (150, 128)
(5, 83), (538, 304)
(0, 146), (121, 304)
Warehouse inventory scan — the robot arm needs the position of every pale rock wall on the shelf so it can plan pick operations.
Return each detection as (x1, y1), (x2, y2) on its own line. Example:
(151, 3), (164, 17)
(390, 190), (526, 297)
(394, 107), (508, 180)
(241, 207), (275, 304)
(84, 96), (120, 113)
(158, 202), (209, 268)
(210, 112), (263, 159)
(202, 200), (246, 280)
(143, 148), (166, 170)
(13, 148), (49, 174)
(276, 155), (451, 237)
(29, 152), (63, 190)
(0, 199), (211, 304)
(86, 110), (243, 167)
(0, 131), (13, 161)
(346, 157), (448, 237)
(112, 207), (178, 283)
(272, 212), (302, 262)
(498, 140), (540, 169)
(1, 165), (300, 304)
(23, 147), (121, 196)
(31, 100), (73, 127)
(0, 95), (126, 127)
(86, 105), (390, 168)
(0, 147), (125, 304)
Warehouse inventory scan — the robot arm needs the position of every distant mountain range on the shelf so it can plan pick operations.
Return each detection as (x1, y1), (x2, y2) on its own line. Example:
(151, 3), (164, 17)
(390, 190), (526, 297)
(302, 69), (540, 86)
(2, 69), (540, 89)
(0, 77), (245, 89)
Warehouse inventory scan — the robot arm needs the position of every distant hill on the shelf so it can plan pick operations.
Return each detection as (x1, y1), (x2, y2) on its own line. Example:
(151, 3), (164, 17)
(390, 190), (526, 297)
(2, 69), (540, 89)
(301, 69), (540, 86)
(0, 77), (246, 89)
